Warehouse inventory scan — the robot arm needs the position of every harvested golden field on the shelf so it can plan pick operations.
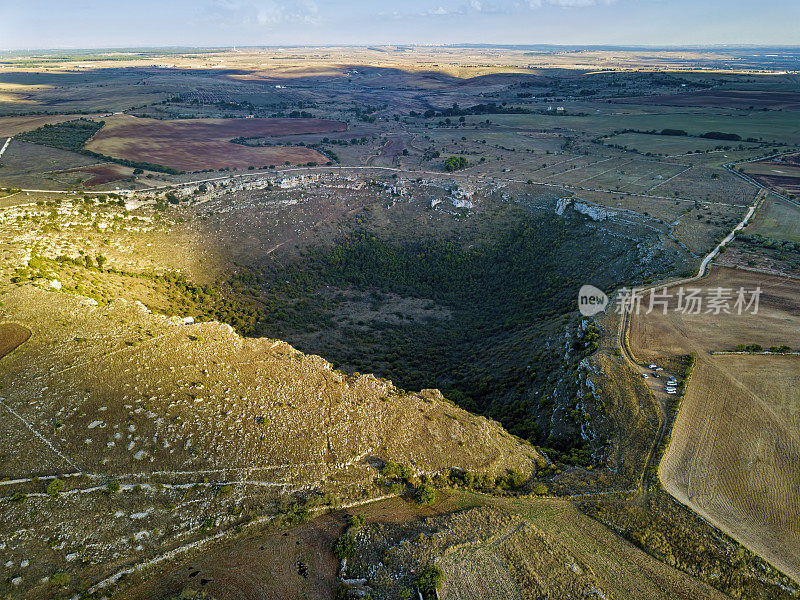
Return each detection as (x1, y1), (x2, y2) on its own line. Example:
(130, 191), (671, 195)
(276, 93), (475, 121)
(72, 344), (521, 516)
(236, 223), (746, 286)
(84, 115), (346, 171)
(630, 266), (800, 582)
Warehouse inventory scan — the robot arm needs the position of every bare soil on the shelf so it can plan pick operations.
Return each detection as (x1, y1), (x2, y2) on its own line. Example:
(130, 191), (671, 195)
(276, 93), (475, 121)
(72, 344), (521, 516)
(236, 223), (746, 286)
(617, 90), (800, 110)
(85, 115), (346, 171)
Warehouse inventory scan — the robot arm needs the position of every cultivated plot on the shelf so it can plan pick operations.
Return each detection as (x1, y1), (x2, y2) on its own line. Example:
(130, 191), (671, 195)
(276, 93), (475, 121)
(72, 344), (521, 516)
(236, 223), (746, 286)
(630, 267), (800, 583)
(85, 115), (347, 171)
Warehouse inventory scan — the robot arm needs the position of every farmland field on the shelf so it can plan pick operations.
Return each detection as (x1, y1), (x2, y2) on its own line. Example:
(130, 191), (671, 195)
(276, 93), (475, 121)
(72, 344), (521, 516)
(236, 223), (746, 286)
(741, 158), (800, 198)
(616, 90), (800, 110)
(0, 114), (102, 136)
(744, 194), (800, 242)
(604, 132), (759, 156)
(122, 492), (730, 600)
(84, 115), (346, 171)
(630, 266), (800, 583)
(491, 108), (800, 144)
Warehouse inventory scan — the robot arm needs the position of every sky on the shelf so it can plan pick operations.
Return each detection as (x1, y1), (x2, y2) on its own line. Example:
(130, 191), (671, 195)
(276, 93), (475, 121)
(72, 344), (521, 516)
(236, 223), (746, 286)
(1, 0), (799, 50)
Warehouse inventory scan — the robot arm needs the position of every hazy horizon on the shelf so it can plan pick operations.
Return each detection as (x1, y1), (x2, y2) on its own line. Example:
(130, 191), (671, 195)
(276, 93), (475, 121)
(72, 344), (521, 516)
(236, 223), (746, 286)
(1, 0), (799, 51)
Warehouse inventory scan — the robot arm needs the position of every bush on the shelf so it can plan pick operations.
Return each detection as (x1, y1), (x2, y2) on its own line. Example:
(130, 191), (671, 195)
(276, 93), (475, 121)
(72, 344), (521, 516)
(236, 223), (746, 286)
(50, 572), (71, 586)
(381, 461), (413, 482)
(415, 564), (443, 599)
(381, 461), (402, 479)
(332, 534), (357, 560)
(285, 501), (311, 525)
(105, 480), (121, 494)
(413, 483), (436, 506)
(444, 155), (468, 172)
(46, 478), (65, 496)
(216, 484), (234, 498)
(495, 470), (526, 491)
(349, 513), (366, 528)
(532, 483), (549, 496)
(335, 582), (350, 600)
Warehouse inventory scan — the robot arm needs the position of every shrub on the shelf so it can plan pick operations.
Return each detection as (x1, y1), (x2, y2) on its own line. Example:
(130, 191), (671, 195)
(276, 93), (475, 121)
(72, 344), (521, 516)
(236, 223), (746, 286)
(335, 583), (350, 600)
(332, 533), (357, 560)
(444, 155), (468, 172)
(216, 484), (234, 498)
(415, 564), (443, 599)
(413, 483), (436, 506)
(349, 513), (366, 528)
(496, 470), (526, 491)
(381, 461), (401, 478)
(381, 461), (413, 481)
(51, 572), (71, 586)
(46, 478), (65, 497)
(105, 480), (121, 494)
(285, 501), (311, 525)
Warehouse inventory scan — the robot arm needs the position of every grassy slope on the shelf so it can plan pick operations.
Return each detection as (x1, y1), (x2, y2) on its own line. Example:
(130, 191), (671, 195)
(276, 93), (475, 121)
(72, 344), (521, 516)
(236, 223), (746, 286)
(0, 282), (541, 599)
(120, 491), (732, 600)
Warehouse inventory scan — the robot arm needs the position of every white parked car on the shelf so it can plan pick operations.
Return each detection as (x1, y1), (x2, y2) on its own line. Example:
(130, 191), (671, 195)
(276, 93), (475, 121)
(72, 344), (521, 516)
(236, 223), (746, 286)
(642, 373), (648, 378)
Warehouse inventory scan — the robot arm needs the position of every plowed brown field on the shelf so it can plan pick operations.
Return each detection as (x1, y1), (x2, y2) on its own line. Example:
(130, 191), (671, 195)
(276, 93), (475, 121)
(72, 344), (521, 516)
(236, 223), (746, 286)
(85, 115), (346, 171)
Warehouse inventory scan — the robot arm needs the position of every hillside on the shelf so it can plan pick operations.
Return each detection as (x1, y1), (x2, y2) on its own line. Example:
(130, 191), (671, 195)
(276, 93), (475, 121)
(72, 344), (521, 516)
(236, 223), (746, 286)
(0, 282), (539, 599)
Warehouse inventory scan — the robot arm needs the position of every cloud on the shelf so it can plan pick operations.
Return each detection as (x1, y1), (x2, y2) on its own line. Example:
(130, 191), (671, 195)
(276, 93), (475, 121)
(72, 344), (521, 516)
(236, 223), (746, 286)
(527, 0), (617, 7)
(210, 0), (320, 27)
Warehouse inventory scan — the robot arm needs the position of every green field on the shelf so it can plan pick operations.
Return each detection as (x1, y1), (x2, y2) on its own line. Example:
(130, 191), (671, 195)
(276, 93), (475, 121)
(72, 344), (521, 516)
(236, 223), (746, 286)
(487, 107), (800, 145)
(605, 132), (760, 155)
(745, 195), (800, 242)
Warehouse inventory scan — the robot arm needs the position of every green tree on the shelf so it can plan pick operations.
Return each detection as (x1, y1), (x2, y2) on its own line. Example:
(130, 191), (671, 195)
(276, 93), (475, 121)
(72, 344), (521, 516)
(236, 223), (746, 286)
(415, 564), (443, 599)
(332, 534), (357, 560)
(413, 483), (436, 506)
(349, 513), (366, 528)
(444, 155), (468, 172)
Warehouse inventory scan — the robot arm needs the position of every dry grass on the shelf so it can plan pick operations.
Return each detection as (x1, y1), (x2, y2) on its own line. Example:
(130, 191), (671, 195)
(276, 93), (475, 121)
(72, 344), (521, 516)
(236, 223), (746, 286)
(0, 322), (30, 358)
(630, 266), (800, 583)
(0, 114), (103, 137)
(0, 281), (539, 598)
(343, 494), (729, 600)
(84, 115), (345, 171)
